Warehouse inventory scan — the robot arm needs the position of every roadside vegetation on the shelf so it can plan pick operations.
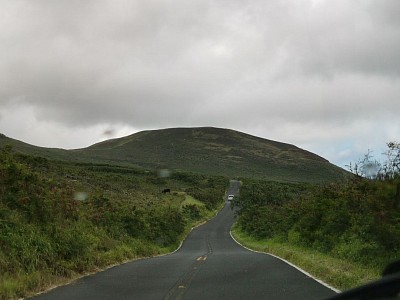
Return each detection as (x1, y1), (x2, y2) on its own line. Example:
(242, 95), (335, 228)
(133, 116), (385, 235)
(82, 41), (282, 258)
(232, 142), (400, 291)
(0, 145), (227, 299)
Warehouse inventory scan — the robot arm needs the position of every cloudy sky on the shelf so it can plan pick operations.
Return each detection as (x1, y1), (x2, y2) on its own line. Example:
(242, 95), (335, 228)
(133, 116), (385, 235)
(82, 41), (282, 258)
(1, 0), (399, 168)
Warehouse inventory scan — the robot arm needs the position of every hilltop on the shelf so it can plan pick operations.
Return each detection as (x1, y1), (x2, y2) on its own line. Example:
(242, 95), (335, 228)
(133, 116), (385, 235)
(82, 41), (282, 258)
(0, 127), (348, 183)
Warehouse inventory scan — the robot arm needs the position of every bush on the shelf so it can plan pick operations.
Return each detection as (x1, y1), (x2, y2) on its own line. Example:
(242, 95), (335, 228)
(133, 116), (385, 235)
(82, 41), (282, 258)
(0, 146), (229, 299)
(182, 204), (201, 220)
(235, 177), (400, 269)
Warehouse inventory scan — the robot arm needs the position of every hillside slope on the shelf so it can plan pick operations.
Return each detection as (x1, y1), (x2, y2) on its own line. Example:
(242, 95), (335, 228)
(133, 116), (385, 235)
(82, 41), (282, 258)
(0, 133), (74, 160)
(0, 128), (348, 183)
(80, 127), (347, 182)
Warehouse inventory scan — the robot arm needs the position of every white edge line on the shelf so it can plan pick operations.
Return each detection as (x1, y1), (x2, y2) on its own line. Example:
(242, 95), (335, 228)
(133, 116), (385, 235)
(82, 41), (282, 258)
(229, 230), (341, 294)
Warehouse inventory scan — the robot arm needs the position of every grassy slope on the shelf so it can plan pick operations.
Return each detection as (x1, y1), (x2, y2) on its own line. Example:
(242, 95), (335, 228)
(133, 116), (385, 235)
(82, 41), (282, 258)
(0, 149), (227, 299)
(0, 134), (74, 161)
(231, 226), (380, 291)
(84, 127), (346, 183)
(231, 177), (400, 291)
(0, 128), (350, 183)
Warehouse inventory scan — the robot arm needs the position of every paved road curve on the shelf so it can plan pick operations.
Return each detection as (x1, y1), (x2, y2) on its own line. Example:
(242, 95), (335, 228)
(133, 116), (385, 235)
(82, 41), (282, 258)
(32, 181), (336, 300)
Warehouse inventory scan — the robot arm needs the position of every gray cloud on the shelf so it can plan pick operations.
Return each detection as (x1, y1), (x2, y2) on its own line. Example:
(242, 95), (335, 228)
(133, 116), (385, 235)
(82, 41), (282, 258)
(1, 0), (399, 167)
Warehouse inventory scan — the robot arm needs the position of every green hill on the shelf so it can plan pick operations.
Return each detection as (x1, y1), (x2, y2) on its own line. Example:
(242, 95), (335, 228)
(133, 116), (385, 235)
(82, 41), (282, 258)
(0, 128), (348, 183)
(0, 133), (74, 160)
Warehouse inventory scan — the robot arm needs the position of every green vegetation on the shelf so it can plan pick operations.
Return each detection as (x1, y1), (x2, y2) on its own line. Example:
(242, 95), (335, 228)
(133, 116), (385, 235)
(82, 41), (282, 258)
(0, 127), (349, 183)
(1, 128), (387, 297)
(0, 146), (227, 299)
(232, 164), (400, 290)
(231, 226), (379, 291)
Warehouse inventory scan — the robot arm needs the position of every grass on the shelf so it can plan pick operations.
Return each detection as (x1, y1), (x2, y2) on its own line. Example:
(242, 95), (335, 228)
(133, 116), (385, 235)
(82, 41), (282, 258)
(182, 195), (205, 207)
(0, 127), (350, 183)
(0, 241), (162, 300)
(0, 270), (75, 300)
(180, 194), (225, 234)
(0, 148), (229, 300)
(1, 199), (225, 300)
(231, 225), (381, 291)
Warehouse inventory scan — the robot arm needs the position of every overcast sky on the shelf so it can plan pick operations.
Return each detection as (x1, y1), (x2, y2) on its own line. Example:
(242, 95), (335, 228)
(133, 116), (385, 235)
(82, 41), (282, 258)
(1, 0), (399, 168)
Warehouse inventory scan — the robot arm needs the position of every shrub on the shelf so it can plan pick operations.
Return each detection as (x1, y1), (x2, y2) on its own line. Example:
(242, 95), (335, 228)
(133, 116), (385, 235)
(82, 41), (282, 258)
(235, 177), (400, 269)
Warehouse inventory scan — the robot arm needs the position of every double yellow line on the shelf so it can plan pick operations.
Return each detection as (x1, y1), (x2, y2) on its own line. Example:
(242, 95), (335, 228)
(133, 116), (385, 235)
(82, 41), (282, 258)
(196, 255), (207, 261)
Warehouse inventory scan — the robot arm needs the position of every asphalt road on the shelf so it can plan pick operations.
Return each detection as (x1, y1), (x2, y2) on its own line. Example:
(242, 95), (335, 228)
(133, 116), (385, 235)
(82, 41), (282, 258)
(32, 181), (336, 300)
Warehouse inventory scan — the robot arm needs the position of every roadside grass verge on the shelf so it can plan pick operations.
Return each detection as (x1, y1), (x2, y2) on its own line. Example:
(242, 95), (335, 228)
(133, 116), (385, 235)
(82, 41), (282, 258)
(181, 194), (204, 206)
(1, 197), (225, 300)
(1, 240), (167, 300)
(0, 148), (229, 299)
(231, 225), (380, 291)
(179, 195), (225, 240)
(181, 194), (225, 228)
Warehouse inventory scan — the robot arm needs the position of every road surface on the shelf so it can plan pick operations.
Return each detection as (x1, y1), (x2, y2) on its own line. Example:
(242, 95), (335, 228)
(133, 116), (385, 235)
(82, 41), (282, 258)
(32, 181), (336, 299)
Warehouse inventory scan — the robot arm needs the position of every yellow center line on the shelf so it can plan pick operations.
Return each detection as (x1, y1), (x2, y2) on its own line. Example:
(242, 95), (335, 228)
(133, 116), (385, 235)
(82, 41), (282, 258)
(196, 255), (207, 261)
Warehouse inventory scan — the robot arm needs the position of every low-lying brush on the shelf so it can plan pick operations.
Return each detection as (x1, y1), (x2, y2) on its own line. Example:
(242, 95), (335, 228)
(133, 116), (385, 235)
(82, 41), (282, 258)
(0, 146), (228, 299)
(231, 226), (380, 291)
(233, 176), (400, 289)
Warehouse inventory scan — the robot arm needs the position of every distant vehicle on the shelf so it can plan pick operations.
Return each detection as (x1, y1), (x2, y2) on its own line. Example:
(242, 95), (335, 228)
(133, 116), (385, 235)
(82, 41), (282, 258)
(227, 195), (234, 201)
